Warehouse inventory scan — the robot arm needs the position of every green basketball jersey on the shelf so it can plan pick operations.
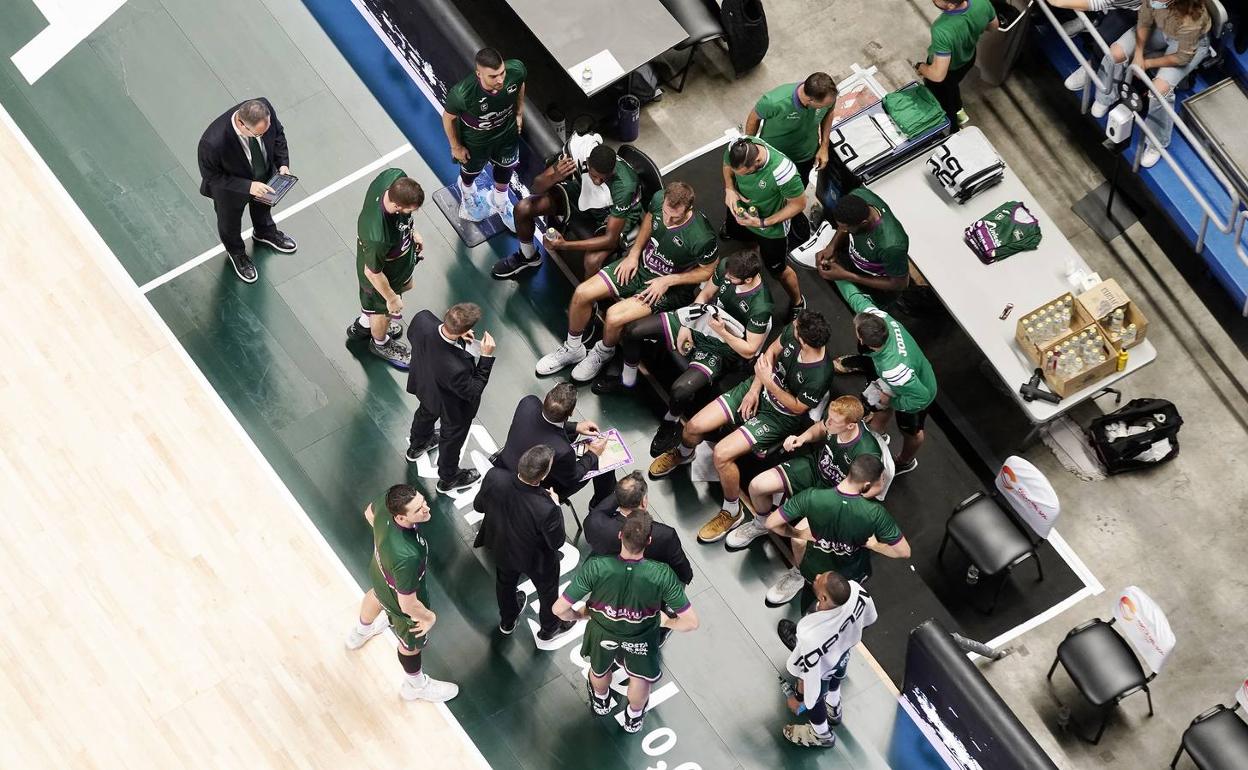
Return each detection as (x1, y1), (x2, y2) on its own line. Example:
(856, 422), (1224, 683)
(928, 0), (996, 70)
(837, 281), (937, 413)
(367, 492), (429, 617)
(711, 258), (774, 335)
(723, 137), (805, 239)
(764, 323), (833, 415)
(779, 487), (903, 583)
(444, 59), (527, 144)
(636, 190), (718, 280)
(563, 555), (690, 640)
(845, 188), (910, 278)
(356, 168), (415, 277)
(754, 82), (830, 163)
(815, 422), (884, 487)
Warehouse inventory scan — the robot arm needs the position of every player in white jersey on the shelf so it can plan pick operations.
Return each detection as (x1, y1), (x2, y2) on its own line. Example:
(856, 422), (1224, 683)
(779, 571), (878, 748)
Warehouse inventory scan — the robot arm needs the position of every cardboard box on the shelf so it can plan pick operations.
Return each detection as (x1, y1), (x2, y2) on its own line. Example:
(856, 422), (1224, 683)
(1015, 292), (1094, 366)
(1041, 325), (1117, 397)
(1077, 279), (1149, 350)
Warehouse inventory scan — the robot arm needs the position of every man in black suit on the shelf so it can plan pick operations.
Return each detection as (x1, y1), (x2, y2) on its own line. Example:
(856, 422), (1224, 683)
(406, 303), (496, 492)
(473, 445), (576, 642)
(197, 98), (298, 284)
(585, 472), (693, 585)
(497, 382), (614, 508)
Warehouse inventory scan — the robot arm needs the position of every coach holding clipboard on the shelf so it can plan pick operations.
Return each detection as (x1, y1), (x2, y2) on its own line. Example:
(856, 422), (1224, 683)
(197, 97), (297, 283)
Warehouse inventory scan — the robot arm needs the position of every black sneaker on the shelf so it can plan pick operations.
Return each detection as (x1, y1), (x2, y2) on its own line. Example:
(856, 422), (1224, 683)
(658, 627), (673, 648)
(436, 468), (481, 492)
(591, 375), (632, 396)
(826, 695), (843, 726)
(227, 251), (258, 283)
(536, 618), (576, 642)
(649, 419), (683, 458)
(789, 297), (808, 322)
(499, 617), (518, 635)
(369, 336), (411, 370)
(622, 700), (649, 734)
(894, 458), (919, 476)
(405, 430), (441, 462)
(348, 319), (403, 340)
(778, 619), (797, 651)
(491, 250), (542, 280)
(254, 230), (297, 253)
(587, 677), (614, 716)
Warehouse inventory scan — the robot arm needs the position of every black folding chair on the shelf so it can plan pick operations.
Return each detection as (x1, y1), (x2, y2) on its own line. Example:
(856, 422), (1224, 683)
(1171, 701), (1248, 769)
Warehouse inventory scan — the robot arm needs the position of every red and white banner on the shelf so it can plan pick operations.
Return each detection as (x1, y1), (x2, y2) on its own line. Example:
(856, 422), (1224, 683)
(1112, 586), (1176, 674)
(995, 456), (1059, 538)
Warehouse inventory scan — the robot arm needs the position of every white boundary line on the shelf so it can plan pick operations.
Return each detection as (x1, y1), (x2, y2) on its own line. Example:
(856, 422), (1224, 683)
(659, 130), (736, 175)
(0, 104), (490, 770)
(137, 142), (413, 294)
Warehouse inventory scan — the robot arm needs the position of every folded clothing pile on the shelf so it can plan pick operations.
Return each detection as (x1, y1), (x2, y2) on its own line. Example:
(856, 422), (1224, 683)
(881, 85), (945, 137)
(964, 200), (1042, 264)
(926, 127), (1004, 203)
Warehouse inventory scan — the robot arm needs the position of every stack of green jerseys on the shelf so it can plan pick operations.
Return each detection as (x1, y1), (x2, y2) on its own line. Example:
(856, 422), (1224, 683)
(964, 200), (1042, 264)
(882, 86), (946, 137)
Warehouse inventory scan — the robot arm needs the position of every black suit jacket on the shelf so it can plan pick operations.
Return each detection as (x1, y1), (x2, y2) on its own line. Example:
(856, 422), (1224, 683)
(473, 467), (565, 573)
(584, 496), (694, 585)
(406, 310), (494, 422)
(497, 394), (598, 499)
(197, 97), (289, 202)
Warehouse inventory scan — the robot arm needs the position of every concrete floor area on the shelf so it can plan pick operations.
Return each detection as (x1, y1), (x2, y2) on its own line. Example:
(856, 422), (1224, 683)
(635, 2), (1248, 767)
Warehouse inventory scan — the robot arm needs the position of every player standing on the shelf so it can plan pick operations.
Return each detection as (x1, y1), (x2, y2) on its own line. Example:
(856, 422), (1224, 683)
(345, 484), (459, 703)
(553, 512), (699, 733)
(443, 48), (526, 225)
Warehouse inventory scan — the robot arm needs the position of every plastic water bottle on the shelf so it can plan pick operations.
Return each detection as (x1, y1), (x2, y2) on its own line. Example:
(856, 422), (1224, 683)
(1109, 307), (1126, 335)
(581, 66), (593, 86)
(545, 226), (559, 242)
(1120, 323), (1138, 347)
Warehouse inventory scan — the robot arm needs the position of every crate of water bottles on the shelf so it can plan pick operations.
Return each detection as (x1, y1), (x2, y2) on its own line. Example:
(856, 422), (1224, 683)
(1076, 279), (1148, 352)
(1014, 292), (1086, 366)
(1015, 292), (1119, 396)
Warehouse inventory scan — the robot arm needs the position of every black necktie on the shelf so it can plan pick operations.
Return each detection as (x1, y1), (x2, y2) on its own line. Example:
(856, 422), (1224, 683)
(248, 136), (266, 180)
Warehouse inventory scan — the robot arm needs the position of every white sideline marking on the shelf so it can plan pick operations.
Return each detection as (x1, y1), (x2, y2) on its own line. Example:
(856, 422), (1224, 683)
(137, 143), (413, 294)
(0, 104), (489, 770)
(659, 131), (735, 175)
(12, 0), (127, 84)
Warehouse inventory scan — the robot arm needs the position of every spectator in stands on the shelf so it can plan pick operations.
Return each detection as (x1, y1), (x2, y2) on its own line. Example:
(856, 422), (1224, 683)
(730, 396), (887, 607)
(584, 472), (694, 586)
(493, 145), (643, 280)
(814, 188), (911, 301)
(1089, 0), (1210, 168)
(1051, 0), (1142, 92)
(649, 312), (834, 547)
(744, 72), (838, 195)
(594, 249), (774, 460)
(722, 137), (807, 315)
(778, 571), (878, 749)
(533, 181), (718, 383)
(834, 281), (936, 476)
(442, 48), (526, 225)
(764, 456), (909, 607)
(915, 0), (999, 130)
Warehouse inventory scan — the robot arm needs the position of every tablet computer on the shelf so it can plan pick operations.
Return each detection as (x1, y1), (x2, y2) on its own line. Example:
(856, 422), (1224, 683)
(252, 173), (298, 206)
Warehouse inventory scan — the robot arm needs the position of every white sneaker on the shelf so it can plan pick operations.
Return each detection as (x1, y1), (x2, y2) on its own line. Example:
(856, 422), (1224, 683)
(570, 344), (616, 383)
(490, 191), (515, 231)
(536, 341), (586, 376)
(345, 615), (389, 650)
(1139, 143), (1162, 169)
(1064, 68), (1088, 91)
(400, 673), (459, 703)
(1090, 101), (1109, 119)
(725, 515), (771, 551)
(765, 567), (806, 607)
(458, 187), (491, 222)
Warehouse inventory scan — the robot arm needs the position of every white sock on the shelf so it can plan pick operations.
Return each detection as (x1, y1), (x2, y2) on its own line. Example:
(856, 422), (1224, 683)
(811, 720), (830, 736)
(458, 177), (475, 194)
(406, 672), (428, 687)
(595, 342), (615, 356)
(491, 186), (509, 204)
(358, 313), (371, 328)
(677, 444), (694, 458)
(373, 333), (389, 345)
(566, 332), (584, 348)
(520, 240), (537, 258)
(662, 411), (677, 422)
(722, 498), (740, 514)
(626, 705), (644, 718)
(356, 617), (374, 634)
(621, 363), (638, 387)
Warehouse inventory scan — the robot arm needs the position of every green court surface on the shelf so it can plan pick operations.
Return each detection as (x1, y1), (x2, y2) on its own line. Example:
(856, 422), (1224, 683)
(0, 2), (941, 767)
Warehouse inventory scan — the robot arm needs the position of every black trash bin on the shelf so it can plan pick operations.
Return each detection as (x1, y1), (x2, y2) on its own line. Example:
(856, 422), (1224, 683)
(617, 95), (641, 142)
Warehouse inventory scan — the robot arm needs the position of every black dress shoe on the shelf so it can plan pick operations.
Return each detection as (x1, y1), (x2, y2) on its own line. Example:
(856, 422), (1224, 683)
(436, 468), (481, 492)
(591, 375), (632, 396)
(227, 251), (258, 283)
(536, 619), (576, 642)
(405, 430), (441, 462)
(255, 230), (297, 253)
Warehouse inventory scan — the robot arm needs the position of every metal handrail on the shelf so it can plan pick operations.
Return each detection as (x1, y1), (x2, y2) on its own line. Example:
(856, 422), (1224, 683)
(1037, 0), (1245, 254)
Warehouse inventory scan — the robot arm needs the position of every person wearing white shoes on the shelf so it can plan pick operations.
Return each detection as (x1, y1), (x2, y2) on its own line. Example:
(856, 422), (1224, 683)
(442, 48), (526, 225)
(346, 484), (459, 703)
(778, 571), (878, 749)
(534, 181), (718, 382)
(1051, 0), (1142, 92)
(1088, 0), (1210, 168)
(915, 0), (998, 132)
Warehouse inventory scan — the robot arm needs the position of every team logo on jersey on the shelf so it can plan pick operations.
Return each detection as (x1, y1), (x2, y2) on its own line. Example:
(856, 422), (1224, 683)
(758, 179), (768, 188)
(813, 537), (856, 556)
(672, 235), (683, 247)
(599, 640), (620, 651)
(506, 84), (519, 93)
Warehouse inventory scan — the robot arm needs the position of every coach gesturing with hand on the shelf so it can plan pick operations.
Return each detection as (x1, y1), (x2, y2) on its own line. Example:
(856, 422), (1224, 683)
(197, 97), (297, 283)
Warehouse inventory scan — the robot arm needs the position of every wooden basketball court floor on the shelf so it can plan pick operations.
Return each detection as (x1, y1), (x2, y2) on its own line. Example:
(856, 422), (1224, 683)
(0, 1), (957, 767)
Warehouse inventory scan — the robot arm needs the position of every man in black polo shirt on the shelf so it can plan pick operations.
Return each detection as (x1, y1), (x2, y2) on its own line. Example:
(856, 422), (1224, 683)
(584, 472), (693, 586)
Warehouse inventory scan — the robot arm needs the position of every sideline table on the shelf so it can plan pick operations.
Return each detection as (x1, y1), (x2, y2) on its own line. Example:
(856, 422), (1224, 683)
(868, 140), (1158, 425)
(505, 0), (686, 96)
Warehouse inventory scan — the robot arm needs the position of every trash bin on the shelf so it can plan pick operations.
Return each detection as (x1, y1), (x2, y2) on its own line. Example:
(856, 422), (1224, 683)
(617, 95), (641, 142)
(976, 0), (1034, 87)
